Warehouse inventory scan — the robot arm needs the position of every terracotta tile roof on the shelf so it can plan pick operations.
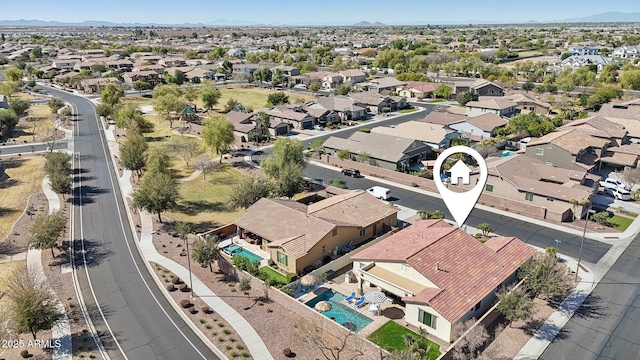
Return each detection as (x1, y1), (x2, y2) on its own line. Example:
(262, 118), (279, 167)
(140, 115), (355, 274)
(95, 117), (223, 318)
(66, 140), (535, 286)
(315, 95), (365, 112)
(224, 111), (253, 125)
(371, 121), (453, 146)
(349, 92), (387, 106)
(339, 69), (366, 77)
(471, 78), (503, 91)
(561, 115), (627, 139)
(355, 221), (534, 323)
(598, 102), (640, 120)
(609, 143), (640, 156)
(527, 128), (609, 154)
(512, 176), (592, 200)
(236, 191), (396, 259)
(466, 98), (517, 110)
(323, 131), (425, 163)
(465, 113), (508, 132)
(419, 112), (467, 125)
(403, 81), (439, 93)
(600, 152), (638, 167)
(600, 117), (640, 138)
(503, 93), (551, 109)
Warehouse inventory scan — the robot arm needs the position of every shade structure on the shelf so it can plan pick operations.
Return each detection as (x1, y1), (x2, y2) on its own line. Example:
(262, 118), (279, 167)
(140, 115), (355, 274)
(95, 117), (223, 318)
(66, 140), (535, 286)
(364, 290), (387, 304)
(315, 301), (333, 312)
(300, 274), (318, 287)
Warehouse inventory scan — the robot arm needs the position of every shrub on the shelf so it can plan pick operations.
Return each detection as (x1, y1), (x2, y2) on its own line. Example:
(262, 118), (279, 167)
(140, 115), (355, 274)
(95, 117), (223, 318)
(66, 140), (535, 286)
(282, 287), (294, 297)
(171, 277), (182, 285)
(268, 259), (276, 267)
(202, 306), (213, 314)
(358, 127), (370, 133)
(189, 307), (198, 314)
(180, 299), (191, 308)
(226, 345), (233, 350)
(223, 328), (231, 334)
(205, 324), (212, 329)
(241, 352), (250, 358)
(283, 348), (292, 357)
(286, 273), (297, 283)
(218, 337), (225, 342)
(21, 350), (30, 358)
(199, 319), (206, 324)
(228, 337), (236, 342)
(179, 284), (189, 292)
(166, 284), (176, 291)
(230, 351), (239, 358)
(236, 344), (245, 350)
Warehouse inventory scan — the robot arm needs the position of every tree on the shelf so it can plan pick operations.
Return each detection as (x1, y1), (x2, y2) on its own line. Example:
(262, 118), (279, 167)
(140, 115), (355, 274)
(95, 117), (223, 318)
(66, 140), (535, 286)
(620, 69), (640, 90)
(200, 80), (222, 110)
(119, 134), (148, 176)
(335, 84), (351, 95)
(1, 268), (64, 339)
(9, 97), (30, 118)
(309, 82), (321, 93)
(457, 91), (478, 105)
(255, 112), (271, 142)
(183, 85), (199, 102)
(152, 84), (183, 128)
(522, 81), (535, 92)
(434, 84), (452, 99)
(239, 277), (252, 296)
(452, 318), (489, 360)
(44, 151), (72, 177)
(337, 149), (350, 159)
(90, 63), (107, 74)
(168, 137), (203, 169)
(356, 151), (370, 164)
(115, 104), (153, 134)
(272, 68), (285, 87)
(192, 155), (216, 181)
(145, 146), (172, 174)
(201, 114), (235, 163)
(621, 167), (640, 190)
(0, 109), (18, 128)
(271, 162), (305, 198)
(132, 79), (151, 95)
(28, 210), (67, 257)
(496, 285), (535, 327)
(132, 171), (180, 223)
(48, 97), (65, 114)
(519, 253), (570, 300)
(417, 210), (428, 220)
(592, 211), (611, 226)
(49, 171), (71, 198)
(191, 238), (220, 272)
(5, 67), (23, 82)
(477, 223), (493, 236)
(266, 92), (289, 106)
(172, 69), (185, 85)
(262, 137), (307, 179)
(100, 82), (124, 108)
(508, 112), (555, 137)
(228, 176), (271, 209)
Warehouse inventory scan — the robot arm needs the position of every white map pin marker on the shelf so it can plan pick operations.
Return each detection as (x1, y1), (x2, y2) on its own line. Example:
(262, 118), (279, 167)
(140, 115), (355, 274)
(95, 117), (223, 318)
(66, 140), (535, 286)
(433, 146), (488, 227)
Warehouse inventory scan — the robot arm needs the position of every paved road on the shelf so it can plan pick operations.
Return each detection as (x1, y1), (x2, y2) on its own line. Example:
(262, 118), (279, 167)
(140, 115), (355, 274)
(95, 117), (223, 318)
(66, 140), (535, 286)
(0, 142), (67, 155)
(304, 164), (611, 265)
(540, 233), (640, 360)
(38, 86), (218, 360)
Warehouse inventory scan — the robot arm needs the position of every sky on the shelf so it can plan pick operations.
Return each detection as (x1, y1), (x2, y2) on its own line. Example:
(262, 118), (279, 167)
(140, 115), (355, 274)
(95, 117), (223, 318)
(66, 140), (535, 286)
(1, 0), (639, 25)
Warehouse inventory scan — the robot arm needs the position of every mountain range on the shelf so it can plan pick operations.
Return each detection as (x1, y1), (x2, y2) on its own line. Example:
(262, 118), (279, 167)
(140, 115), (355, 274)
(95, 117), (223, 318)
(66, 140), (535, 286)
(0, 12), (639, 27)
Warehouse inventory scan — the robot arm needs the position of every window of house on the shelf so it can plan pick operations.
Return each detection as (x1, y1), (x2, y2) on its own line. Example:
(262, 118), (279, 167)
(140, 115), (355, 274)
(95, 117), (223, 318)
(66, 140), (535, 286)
(359, 228), (366, 237)
(485, 184), (494, 192)
(525, 192), (534, 201)
(322, 245), (326, 253)
(536, 148), (544, 156)
(276, 252), (288, 266)
(420, 310), (436, 329)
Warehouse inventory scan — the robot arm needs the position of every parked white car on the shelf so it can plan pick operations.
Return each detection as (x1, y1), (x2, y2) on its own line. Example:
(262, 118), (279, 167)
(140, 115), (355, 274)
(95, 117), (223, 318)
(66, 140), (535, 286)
(606, 187), (632, 201)
(600, 178), (628, 190)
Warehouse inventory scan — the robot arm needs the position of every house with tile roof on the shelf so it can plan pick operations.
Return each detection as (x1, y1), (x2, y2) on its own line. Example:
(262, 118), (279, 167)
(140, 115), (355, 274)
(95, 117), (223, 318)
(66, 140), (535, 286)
(502, 93), (551, 115)
(349, 92), (407, 114)
(234, 190), (398, 275)
(466, 98), (518, 118)
(351, 220), (535, 342)
(600, 143), (640, 170)
(265, 104), (317, 130)
(323, 131), (432, 171)
(224, 111), (255, 142)
(339, 69), (367, 85)
(524, 127), (615, 172)
(419, 111), (467, 126)
(397, 81), (439, 100)
(560, 115), (628, 147)
(461, 154), (598, 221)
(448, 113), (508, 139)
(370, 120), (460, 149)
(312, 95), (366, 122)
(597, 102), (640, 142)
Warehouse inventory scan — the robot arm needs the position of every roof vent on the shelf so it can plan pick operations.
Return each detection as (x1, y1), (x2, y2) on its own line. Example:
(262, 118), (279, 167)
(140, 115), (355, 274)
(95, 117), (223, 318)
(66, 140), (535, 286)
(436, 262), (440, 271)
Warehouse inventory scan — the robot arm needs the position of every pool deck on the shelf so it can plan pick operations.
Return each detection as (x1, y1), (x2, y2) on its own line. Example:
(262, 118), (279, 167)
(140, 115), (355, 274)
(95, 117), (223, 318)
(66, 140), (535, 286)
(219, 236), (271, 267)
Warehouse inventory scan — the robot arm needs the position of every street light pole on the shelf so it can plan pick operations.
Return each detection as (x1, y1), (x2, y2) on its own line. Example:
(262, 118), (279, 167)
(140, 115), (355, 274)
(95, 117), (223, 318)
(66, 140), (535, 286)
(184, 235), (194, 298)
(575, 205), (593, 282)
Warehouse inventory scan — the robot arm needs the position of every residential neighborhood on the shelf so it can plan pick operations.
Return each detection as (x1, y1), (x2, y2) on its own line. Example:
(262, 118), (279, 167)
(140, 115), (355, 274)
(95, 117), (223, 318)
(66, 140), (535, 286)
(1, 5), (640, 360)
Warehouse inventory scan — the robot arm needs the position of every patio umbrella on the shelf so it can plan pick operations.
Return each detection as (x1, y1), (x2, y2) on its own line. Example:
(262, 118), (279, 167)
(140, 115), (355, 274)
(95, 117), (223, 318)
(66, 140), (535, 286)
(364, 290), (387, 304)
(315, 301), (333, 312)
(300, 274), (318, 287)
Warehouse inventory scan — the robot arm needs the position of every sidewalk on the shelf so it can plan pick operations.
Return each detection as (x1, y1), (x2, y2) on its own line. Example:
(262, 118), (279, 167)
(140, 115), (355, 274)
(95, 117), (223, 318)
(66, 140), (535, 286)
(25, 176), (71, 360)
(108, 127), (274, 360)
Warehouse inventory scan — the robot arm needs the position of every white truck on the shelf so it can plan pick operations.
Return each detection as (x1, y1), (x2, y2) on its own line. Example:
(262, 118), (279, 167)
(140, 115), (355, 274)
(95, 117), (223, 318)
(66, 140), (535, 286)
(367, 186), (392, 200)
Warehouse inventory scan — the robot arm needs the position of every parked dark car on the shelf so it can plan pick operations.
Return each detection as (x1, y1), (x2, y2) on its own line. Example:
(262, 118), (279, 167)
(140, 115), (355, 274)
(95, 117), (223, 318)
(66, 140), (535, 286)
(341, 168), (361, 177)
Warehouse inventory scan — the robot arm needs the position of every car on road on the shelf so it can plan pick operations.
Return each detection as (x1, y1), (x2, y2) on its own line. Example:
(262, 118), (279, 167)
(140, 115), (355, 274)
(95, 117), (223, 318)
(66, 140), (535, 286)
(600, 178), (627, 190)
(341, 168), (361, 177)
(367, 186), (392, 200)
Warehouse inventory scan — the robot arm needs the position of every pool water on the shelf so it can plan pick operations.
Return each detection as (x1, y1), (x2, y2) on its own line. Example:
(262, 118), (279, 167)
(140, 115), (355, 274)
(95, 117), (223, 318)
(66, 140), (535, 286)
(500, 150), (517, 157)
(223, 244), (264, 263)
(306, 290), (373, 333)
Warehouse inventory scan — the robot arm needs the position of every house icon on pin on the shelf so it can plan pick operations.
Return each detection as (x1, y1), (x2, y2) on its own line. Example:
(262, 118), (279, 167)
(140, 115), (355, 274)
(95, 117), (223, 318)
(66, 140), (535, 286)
(449, 160), (471, 185)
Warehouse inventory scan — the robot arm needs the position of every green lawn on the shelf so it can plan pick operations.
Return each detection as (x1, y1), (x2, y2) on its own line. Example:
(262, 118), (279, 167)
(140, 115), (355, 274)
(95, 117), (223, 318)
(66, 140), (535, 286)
(214, 88), (315, 112)
(369, 321), (441, 360)
(398, 109), (417, 113)
(164, 164), (246, 233)
(258, 266), (288, 284)
(607, 215), (634, 231)
(426, 99), (444, 103)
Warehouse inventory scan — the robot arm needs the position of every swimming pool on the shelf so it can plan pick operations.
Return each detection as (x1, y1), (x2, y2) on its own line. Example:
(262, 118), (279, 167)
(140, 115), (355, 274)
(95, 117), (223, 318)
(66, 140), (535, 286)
(306, 289), (373, 333)
(500, 150), (517, 157)
(222, 244), (264, 263)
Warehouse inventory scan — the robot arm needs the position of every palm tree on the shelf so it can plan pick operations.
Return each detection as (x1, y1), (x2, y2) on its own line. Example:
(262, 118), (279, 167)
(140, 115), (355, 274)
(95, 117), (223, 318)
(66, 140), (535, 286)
(569, 198), (579, 220)
(255, 112), (271, 143)
(417, 210), (428, 220)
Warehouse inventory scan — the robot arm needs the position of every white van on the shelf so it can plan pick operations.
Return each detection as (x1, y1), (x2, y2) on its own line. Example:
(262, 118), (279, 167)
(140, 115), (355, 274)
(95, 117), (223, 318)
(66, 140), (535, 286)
(367, 186), (392, 200)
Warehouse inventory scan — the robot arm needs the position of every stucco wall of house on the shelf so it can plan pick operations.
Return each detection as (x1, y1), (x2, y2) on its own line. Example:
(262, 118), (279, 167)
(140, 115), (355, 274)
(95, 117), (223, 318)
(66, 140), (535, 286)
(466, 107), (500, 117)
(449, 122), (491, 138)
(523, 144), (584, 171)
(406, 303), (453, 342)
(475, 84), (504, 97)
